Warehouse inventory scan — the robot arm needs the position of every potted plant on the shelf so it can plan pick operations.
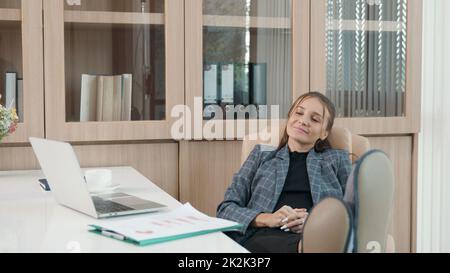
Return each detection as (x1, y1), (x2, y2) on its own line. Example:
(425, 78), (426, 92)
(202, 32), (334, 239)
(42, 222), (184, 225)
(0, 96), (19, 143)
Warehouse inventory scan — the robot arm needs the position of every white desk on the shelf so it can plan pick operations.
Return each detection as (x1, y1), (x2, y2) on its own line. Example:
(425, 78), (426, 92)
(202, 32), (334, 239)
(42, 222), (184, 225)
(0, 167), (248, 253)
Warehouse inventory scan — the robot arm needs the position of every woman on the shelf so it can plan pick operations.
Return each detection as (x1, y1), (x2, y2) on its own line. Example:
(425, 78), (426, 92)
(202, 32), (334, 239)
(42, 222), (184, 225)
(217, 92), (352, 253)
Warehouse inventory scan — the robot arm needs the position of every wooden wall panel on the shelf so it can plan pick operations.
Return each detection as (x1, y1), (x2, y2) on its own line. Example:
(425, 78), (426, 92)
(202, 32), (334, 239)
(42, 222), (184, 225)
(368, 136), (413, 253)
(0, 146), (39, 170)
(179, 141), (243, 216)
(0, 142), (179, 198)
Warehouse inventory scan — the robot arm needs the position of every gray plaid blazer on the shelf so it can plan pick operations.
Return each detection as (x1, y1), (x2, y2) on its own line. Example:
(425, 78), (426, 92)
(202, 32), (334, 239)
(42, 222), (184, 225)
(217, 144), (352, 243)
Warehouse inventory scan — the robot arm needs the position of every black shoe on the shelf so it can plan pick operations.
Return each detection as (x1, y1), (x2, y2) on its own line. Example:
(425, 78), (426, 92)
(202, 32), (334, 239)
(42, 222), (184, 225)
(344, 150), (395, 253)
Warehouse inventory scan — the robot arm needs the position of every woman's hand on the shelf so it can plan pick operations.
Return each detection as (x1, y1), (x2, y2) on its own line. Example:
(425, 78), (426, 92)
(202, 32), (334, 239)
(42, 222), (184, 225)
(280, 208), (309, 234)
(252, 205), (303, 229)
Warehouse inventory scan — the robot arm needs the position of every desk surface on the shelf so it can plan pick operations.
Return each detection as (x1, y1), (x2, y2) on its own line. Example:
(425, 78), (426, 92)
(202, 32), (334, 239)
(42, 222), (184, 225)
(0, 167), (248, 253)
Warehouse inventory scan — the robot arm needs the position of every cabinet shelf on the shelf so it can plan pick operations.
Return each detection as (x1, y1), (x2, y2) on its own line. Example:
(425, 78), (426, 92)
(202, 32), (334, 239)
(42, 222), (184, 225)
(203, 15), (291, 29)
(64, 11), (164, 25)
(0, 8), (21, 21)
(327, 19), (404, 32)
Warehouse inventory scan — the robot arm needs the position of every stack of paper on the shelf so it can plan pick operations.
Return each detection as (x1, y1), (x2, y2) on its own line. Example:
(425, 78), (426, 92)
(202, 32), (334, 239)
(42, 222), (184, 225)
(89, 203), (242, 246)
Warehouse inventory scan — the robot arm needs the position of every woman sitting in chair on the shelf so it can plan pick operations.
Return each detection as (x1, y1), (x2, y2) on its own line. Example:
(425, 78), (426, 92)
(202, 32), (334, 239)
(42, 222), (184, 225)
(217, 92), (352, 253)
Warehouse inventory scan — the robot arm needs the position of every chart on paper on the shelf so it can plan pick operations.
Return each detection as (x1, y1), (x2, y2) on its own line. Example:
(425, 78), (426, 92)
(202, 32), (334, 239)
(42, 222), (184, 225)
(91, 203), (240, 241)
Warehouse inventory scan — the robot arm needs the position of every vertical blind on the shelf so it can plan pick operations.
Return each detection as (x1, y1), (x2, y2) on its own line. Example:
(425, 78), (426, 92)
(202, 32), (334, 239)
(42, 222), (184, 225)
(325, 0), (408, 118)
(255, 0), (292, 117)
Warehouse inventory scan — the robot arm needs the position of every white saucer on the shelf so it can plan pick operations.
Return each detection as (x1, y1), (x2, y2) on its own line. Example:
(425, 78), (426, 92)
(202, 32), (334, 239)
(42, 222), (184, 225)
(88, 184), (121, 194)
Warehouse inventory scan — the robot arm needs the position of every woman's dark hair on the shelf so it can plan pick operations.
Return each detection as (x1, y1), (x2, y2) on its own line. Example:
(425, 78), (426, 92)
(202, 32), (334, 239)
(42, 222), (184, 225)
(278, 92), (336, 153)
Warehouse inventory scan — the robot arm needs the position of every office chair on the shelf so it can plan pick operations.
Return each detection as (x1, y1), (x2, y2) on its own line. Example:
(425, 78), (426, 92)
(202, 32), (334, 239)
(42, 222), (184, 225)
(241, 126), (370, 165)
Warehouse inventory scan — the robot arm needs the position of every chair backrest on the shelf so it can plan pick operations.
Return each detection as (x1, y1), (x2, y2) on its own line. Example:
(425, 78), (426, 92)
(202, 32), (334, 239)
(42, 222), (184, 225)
(241, 126), (370, 164)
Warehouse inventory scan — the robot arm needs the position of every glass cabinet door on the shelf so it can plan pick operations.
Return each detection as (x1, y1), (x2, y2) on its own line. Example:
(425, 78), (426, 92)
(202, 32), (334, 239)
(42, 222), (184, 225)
(0, 0), (45, 143)
(44, 0), (184, 141)
(185, 0), (309, 139)
(203, 0), (293, 120)
(311, 0), (422, 134)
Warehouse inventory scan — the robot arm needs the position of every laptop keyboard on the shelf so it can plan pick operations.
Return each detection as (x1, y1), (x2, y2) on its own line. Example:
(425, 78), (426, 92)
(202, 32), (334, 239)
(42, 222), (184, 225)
(92, 196), (133, 214)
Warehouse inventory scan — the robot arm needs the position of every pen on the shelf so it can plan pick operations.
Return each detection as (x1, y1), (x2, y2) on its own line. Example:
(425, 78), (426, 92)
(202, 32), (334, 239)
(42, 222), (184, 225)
(101, 230), (125, 241)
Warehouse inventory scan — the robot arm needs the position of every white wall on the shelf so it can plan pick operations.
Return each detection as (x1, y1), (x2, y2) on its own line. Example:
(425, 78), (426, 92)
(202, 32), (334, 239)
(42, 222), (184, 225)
(418, 0), (450, 253)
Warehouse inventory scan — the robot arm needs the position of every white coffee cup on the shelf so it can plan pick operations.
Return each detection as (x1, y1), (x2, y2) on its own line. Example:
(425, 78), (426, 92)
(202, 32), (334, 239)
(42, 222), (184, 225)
(85, 169), (113, 192)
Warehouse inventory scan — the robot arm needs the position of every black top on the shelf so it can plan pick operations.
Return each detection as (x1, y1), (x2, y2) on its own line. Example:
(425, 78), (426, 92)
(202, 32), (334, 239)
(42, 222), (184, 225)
(273, 151), (314, 212)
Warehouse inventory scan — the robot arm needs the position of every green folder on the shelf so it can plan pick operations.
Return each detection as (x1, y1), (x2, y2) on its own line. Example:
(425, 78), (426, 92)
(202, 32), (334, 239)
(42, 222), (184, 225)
(89, 224), (243, 247)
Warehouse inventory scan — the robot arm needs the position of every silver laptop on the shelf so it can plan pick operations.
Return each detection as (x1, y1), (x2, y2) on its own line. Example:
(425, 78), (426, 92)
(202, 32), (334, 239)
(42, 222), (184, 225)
(29, 137), (167, 219)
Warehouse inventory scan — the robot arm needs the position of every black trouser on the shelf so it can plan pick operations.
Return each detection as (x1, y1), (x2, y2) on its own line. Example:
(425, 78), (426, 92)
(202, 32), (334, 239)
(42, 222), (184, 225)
(241, 228), (302, 253)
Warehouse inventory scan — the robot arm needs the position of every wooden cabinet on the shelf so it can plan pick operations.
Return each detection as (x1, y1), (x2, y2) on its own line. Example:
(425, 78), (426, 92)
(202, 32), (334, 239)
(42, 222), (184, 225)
(310, 0), (422, 135)
(1, 0), (183, 199)
(185, 0), (310, 140)
(43, 0), (184, 142)
(179, 0), (423, 253)
(369, 135), (415, 252)
(0, 0), (422, 252)
(0, 0), (44, 143)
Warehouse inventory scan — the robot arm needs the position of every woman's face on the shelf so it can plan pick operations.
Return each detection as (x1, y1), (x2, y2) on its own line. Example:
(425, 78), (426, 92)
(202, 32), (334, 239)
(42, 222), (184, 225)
(286, 97), (330, 148)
